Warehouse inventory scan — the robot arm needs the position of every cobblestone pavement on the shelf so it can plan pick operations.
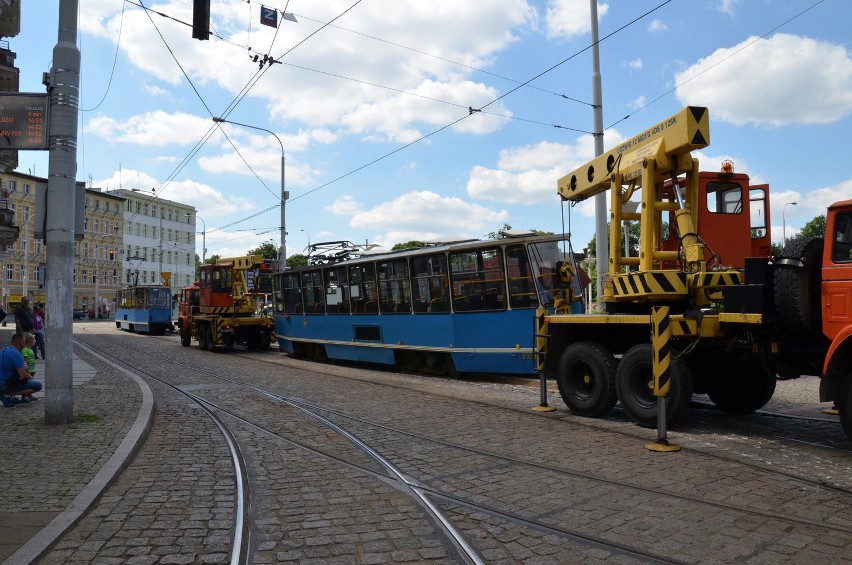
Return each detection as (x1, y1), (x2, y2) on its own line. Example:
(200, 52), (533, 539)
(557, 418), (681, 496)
(2, 323), (850, 564)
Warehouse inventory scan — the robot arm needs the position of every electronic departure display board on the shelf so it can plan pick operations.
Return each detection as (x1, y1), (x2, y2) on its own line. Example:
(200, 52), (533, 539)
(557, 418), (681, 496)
(0, 93), (49, 150)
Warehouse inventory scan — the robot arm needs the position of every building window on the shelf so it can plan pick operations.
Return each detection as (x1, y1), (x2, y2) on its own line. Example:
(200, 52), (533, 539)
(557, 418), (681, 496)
(82, 269), (88, 284)
(23, 206), (29, 223)
(24, 183), (30, 195)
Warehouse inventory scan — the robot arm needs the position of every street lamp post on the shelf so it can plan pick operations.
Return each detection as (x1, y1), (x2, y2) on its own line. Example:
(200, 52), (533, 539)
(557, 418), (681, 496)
(212, 117), (287, 268)
(301, 228), (310, 260)
(188, 213), (206, 263)
(782, 201), (798, 245)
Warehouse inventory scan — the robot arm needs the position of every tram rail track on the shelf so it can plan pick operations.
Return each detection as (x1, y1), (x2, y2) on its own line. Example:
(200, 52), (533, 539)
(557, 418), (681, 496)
(72, 327), (852, 562)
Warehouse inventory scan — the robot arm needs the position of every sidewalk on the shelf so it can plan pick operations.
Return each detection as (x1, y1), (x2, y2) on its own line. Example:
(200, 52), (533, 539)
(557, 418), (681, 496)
(0, 338), (153, 564)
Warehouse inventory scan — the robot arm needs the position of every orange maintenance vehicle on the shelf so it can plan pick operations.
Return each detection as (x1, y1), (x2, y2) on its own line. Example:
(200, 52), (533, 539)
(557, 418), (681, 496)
(176, 255), (275, 351)
(537, 106), (852, 443)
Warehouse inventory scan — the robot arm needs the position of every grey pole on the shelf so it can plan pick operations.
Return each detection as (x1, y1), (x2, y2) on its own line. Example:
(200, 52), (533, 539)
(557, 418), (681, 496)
(211, 118), (286, 268)
(45, 0), (80, 424)
(590, 0), (607, 313)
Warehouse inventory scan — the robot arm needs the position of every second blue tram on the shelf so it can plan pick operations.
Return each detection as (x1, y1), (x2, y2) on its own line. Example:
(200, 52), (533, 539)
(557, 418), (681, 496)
(115, 285), (174, 334)
(271, 234), (580, 375)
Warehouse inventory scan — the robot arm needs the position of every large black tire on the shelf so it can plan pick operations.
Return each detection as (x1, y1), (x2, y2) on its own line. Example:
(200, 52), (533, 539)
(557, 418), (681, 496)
(198, 324), (209, 350)
(616, 344), (693, 427)
(206, 325), (218, 352)
(840, 373), (852, 443)
(706, 360), (776, 414)
(180, 329), (191, 347)
(774, 237), (823, 337)
(556, 342), (617, 417)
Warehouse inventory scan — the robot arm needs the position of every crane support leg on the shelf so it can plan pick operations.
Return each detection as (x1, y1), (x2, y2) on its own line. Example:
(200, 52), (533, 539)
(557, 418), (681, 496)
(646, 305), (681, 452)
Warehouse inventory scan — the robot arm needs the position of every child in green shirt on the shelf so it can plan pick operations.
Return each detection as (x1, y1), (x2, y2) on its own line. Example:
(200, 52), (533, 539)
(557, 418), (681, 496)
(21, 333), (36, 402)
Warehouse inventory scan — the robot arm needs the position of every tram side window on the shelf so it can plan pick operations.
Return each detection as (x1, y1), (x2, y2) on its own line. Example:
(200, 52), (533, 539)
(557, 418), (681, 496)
(450, 248), (505, 312)
(529, 240), (569, 308)
(274, 272), (302, 314)
(301, 270), (325, 314)
(325, 266), (350, 314)
(378, 259), (411, 314)
(150, 288), (170, 309)
(506, 244), (537, 309)
(349, 264), (378, 314)
(410, 254), (449, 313)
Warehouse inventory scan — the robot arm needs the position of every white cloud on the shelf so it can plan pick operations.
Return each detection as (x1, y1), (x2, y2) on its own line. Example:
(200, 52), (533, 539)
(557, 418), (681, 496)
(625, 58), (642, 70)
(675, 34), (852, 126)
(546, 0), (609, 39)
(327, 191), (509, 244)
(94, 169), (258, 221)
(85, 111), (213, 145)
(648, 19), (667, 34)
(466, 134), (624, 204)
(716, 0), (740, 16)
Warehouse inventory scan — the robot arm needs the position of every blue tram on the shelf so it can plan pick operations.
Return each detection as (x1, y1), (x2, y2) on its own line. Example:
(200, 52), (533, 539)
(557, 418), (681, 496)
(115, 285), (174, 334)
(271, 234), (582, 375)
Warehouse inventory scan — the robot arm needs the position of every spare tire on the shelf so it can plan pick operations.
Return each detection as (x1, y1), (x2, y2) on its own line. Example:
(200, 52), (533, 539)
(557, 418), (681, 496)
(773, 236), (823, 337)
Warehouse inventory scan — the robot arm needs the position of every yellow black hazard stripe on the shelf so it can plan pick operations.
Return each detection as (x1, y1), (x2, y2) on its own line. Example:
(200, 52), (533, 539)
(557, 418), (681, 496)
(610, 271), (687, 299)
(688, 271), (741, 288)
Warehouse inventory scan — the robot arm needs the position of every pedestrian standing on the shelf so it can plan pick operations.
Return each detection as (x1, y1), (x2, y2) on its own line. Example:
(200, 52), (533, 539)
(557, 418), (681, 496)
(32, 304), (46, 360)
(14, 297), (33, 334)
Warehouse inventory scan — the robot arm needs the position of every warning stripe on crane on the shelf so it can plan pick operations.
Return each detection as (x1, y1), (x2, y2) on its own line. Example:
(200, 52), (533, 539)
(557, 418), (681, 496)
(610, 271), (687, 299)
(651, 306), (672, 397)
(688, 271), (742, 288)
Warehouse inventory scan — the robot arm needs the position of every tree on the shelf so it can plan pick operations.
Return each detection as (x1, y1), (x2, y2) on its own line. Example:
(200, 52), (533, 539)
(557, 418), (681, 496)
(392, 241), (427, 251)
(247, 241), (279, 260)
(287, 253), (308, 267)
(798, 214), (826, 239)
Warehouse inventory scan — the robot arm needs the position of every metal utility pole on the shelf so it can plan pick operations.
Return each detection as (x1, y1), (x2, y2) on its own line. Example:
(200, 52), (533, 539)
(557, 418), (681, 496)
(45, 0), (80, 424)
(212, 118), (288, 268)
(590, 0), (607, 313)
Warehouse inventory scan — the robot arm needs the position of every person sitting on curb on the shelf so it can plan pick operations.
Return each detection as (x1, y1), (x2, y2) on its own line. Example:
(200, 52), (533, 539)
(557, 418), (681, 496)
(1, 333), (43, 407)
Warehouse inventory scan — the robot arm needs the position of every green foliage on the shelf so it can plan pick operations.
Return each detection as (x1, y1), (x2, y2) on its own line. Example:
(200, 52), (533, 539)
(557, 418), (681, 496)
(287, 253), (308, 267)
(799, 214), (826, 238)
(486, 223), (513, 239)
(247, 241), (279, 259)
(392, 241), (427, 251)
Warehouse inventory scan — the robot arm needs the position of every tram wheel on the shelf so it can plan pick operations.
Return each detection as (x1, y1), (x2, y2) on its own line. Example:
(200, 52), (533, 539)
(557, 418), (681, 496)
(616, 344), (693, 428)
(706, 360), (776, 414)
(198, 324), (209, 350)
(556, 341), (617, 418)
(180, 329), (191, 347)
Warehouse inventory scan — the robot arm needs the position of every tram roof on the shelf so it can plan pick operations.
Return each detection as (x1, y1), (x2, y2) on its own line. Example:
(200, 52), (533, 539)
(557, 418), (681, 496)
(281, 232), (569, 273)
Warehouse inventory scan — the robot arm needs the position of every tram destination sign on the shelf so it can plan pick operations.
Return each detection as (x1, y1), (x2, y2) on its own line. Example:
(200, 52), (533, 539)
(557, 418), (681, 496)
(0, 93), (49, 150)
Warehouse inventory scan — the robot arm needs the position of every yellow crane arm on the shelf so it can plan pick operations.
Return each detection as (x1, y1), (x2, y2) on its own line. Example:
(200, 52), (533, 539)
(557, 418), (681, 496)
(557, 106), (710, 202)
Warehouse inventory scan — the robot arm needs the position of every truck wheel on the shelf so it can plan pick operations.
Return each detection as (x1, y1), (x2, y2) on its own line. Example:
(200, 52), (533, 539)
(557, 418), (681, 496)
(616, 344), (693, 428)
(840, 373), (852, 443)
(556, 342), (617, 417)
(198, 324), (209, 350)
(180, 329), (191, 347)
(207, 325), (218, 352)
(706, 361), (776, 414)
(774, 236), (823, 337)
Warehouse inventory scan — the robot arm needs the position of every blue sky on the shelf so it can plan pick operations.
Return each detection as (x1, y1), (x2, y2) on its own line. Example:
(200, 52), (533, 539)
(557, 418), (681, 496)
(12, 0), (852, 259)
